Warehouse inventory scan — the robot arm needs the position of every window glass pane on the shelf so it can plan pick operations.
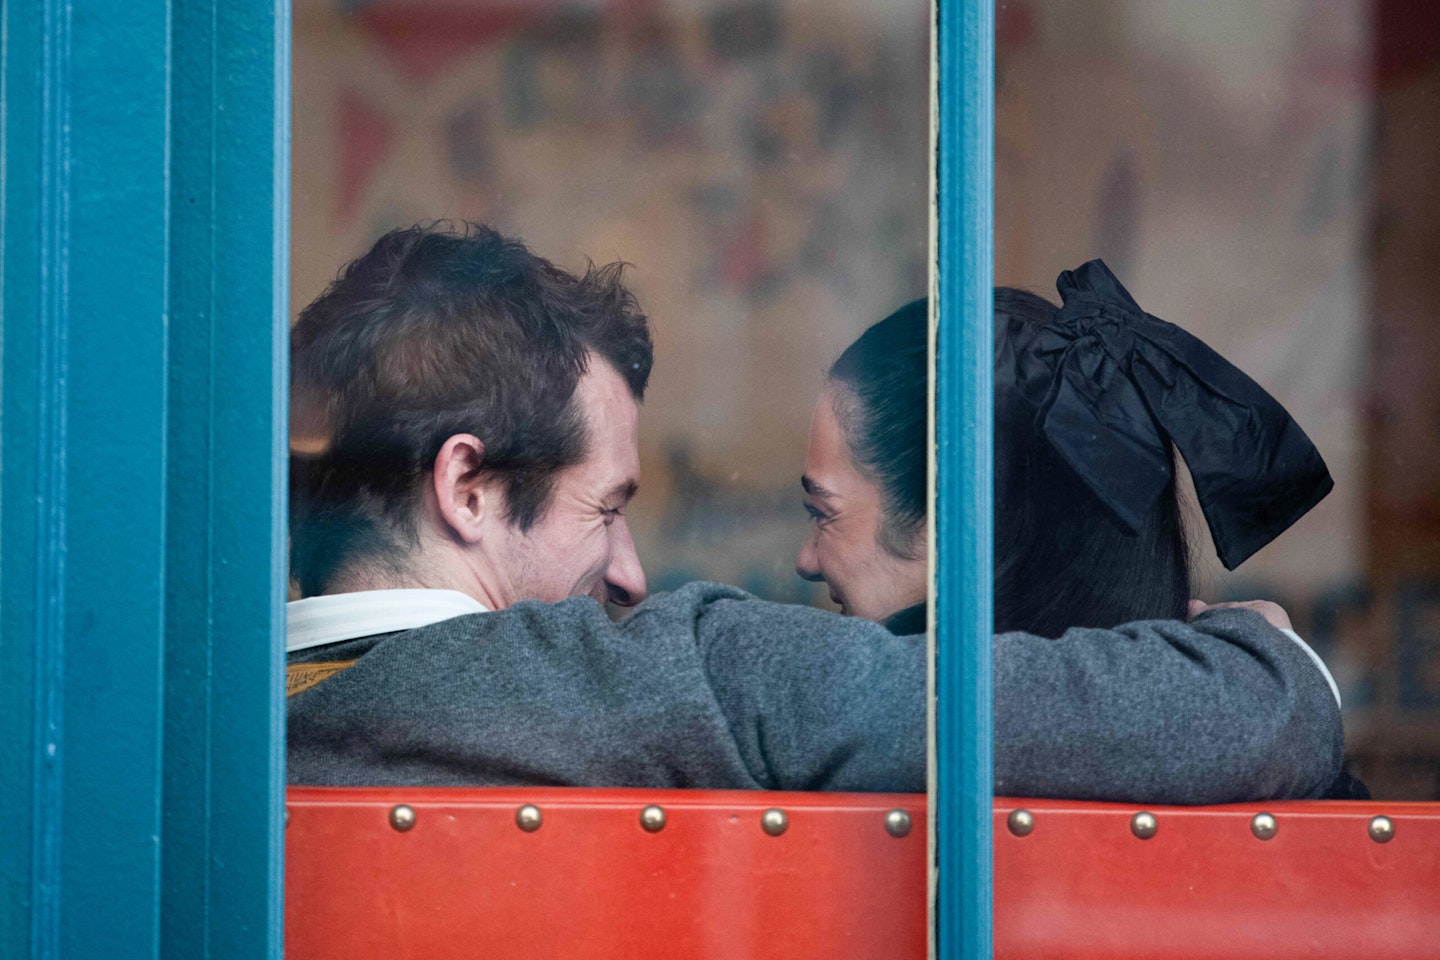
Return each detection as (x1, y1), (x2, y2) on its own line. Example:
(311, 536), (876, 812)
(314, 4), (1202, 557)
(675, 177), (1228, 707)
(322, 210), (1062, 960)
(291, 0), (930, 610)
(997, 0), (1440, 800)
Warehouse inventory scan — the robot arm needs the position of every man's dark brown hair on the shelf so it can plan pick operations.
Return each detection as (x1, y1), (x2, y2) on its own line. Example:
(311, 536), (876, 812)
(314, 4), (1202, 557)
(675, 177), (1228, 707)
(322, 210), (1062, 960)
(290, 222), (653, 597)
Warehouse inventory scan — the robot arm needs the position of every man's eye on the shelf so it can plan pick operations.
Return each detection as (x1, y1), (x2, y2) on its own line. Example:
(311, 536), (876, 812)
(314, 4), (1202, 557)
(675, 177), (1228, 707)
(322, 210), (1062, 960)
(804, 502), (827, 523)
(602, 507), (623, 525)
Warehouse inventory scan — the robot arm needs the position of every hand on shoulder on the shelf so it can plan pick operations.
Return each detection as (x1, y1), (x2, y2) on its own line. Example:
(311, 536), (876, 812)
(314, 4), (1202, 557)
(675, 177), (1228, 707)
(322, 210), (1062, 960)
(1187, 598), (1292, 632)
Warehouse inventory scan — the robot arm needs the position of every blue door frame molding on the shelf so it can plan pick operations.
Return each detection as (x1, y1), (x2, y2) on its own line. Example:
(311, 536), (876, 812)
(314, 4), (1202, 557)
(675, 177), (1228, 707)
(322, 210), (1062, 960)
(934, 1), (996, 957)
(0, 1), (290, 956)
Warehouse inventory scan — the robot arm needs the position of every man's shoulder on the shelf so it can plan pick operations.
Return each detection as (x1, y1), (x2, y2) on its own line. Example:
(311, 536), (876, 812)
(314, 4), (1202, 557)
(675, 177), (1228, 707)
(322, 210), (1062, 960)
(469, 583), (758, 642)
(287, 582), (897, 701)
(621, 581), (892, 646)
(287, 595), (709, 715)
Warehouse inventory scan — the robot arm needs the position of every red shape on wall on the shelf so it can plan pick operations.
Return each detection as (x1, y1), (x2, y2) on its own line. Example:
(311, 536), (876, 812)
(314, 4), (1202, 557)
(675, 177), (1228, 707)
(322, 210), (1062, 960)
(337, 90), (396, 226)
(996, 1), (1037, 52)
(721, 217), (767, 291)
(354, 1), (551, 84)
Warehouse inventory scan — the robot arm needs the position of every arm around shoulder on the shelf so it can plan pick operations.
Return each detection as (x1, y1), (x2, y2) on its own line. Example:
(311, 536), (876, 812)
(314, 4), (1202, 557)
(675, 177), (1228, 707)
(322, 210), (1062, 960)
(679, 585), (1342, 802)
(993, 608), (1343, 804)
(695, 594), (927, 793)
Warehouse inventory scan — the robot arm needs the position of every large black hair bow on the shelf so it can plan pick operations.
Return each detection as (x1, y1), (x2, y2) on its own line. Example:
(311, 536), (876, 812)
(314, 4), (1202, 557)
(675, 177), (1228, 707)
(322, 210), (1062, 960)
(997, 259), (1332, 570)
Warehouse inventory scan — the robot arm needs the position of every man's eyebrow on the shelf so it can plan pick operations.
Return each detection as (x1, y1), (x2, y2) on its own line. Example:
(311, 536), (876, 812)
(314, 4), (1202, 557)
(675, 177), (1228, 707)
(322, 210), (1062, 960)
(606, 479), (639, 505)
(801, 475), (836, 500)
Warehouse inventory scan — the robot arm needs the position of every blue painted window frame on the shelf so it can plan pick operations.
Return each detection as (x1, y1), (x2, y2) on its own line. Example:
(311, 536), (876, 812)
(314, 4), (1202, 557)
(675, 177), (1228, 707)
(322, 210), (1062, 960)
(1, 1), (290, 956)
(2, 0), (988, 956)
(934, 2), (995, 957)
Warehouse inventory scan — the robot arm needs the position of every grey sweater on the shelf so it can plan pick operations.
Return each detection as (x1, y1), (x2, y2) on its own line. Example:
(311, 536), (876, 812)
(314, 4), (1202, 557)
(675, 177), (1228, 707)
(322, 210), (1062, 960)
(288, 581), (1342, 804)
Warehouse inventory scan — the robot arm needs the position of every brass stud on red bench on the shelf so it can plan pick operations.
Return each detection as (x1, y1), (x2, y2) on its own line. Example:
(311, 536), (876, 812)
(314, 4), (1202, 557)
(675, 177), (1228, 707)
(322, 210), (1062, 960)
(388, 804), (416, 832)
(1368, 815), (1395, 844)
(516, 804), (543, 833)
(1006, 809), (1034, 837)
(639, 805), (667, 833)
(761, 808), (789, 837)
(1250, 812), (1278, 841)
(885, 809), (913, 838)
(1130, 811), (1158, 840)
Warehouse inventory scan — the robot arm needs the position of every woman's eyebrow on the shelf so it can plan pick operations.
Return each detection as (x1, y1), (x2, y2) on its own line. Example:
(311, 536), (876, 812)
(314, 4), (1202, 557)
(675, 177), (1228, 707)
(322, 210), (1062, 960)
(801, 475), (837, 502)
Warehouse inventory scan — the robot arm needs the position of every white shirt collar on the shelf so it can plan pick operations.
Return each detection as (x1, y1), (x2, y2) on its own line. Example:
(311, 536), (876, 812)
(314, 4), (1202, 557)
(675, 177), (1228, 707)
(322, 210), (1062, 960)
(286, 589), (489, 653)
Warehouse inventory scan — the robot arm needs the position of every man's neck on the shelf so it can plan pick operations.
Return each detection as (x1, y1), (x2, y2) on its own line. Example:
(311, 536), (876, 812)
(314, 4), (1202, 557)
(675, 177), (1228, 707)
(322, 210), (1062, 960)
(324, 559), (500, 609)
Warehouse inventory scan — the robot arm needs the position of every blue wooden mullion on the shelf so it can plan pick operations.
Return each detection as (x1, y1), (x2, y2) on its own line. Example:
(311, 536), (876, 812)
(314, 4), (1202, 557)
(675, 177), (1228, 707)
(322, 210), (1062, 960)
(934, 0), (995, 957)
(58, 1), (173, 954)
(1, 2), (50, 953)
(162, 0), (289, 956)
(171, 0), (290, 954)
(2, 1), (288, 957)
(161, 0), (221, 951)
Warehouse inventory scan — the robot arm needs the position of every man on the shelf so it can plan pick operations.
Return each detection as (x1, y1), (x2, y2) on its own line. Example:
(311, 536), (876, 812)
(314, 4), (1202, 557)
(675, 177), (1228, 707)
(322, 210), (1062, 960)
(287, 222), (1342, 802)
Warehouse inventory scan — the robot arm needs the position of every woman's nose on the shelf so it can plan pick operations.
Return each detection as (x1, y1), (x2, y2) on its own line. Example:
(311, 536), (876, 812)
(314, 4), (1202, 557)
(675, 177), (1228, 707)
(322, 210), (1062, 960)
(795, 530), (824, 582)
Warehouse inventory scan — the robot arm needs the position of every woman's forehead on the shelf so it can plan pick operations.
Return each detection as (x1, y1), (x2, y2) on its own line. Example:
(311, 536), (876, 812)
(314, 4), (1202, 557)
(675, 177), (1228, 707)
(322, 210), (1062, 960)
(804, 393), (877, 504)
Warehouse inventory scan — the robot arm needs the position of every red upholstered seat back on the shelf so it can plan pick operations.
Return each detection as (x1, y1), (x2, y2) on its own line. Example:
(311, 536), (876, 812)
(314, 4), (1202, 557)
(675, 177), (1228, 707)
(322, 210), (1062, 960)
(286, 787), (927, 960)
(993, 798), (1440, 960)
(286, 788), (1440, 959)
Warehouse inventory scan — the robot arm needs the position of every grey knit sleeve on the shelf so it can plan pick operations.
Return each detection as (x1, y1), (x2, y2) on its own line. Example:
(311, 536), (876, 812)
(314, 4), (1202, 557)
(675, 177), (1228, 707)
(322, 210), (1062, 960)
(692, 590), (928, 793)
(692, 584), (1341, 802)
(993, 608), (1344, 804)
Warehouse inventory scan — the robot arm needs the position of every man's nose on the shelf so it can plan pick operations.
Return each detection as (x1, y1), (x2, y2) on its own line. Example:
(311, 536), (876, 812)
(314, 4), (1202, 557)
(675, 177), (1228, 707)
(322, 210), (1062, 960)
(795, 529), (824, 582)
(604, 519), (648, 606)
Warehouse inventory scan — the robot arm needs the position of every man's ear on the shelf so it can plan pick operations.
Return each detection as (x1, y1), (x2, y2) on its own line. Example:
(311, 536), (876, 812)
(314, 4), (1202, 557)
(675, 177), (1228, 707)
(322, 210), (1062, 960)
(433, 434), (488, 544)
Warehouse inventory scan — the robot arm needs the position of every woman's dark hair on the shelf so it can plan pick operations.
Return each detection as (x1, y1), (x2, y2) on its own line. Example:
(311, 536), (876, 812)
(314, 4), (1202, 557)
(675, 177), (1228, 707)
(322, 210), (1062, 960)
(827, 299), (929, 560)
(993, 287), (1190, 637)
(830, 291), (1191, 635)
(289, 221), (652, 597)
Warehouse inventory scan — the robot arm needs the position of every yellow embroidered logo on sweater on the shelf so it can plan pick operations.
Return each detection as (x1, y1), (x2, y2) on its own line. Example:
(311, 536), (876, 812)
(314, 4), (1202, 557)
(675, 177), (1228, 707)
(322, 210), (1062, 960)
(286, 660), (356, 697)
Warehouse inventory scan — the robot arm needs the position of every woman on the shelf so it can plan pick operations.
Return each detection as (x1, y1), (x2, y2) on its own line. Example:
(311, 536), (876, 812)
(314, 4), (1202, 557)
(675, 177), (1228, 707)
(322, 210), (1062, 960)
(798, 260), (1330, 641)
(796, 298), (930, 634)
(798, 260), (1365, 798)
